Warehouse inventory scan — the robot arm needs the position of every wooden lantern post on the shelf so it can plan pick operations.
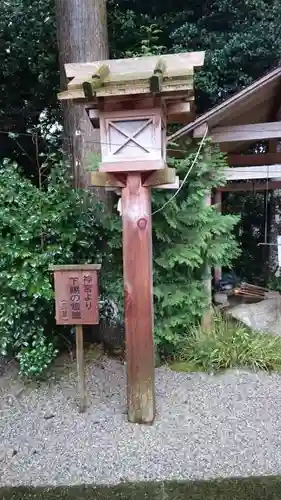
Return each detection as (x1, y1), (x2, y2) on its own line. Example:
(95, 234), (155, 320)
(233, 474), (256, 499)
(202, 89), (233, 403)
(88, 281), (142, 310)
(51, 265), (101, 413)
(58, 51), (205, 424)
(122, 172), (155, 422)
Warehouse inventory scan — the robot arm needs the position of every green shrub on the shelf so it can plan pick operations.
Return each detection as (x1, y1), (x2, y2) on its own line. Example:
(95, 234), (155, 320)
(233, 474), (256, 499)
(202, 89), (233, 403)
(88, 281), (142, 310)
(152, 142), (240, 355)
(171, 313), (281, 373)
(0, 141), (241, 375)
(0, 157), (117, 376)
(17, 333), (58, 377)
(101, 142), (240, 357)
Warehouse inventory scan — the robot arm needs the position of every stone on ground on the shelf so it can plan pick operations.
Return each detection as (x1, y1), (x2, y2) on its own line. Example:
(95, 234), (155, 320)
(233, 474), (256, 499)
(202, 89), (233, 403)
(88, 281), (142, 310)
(227, 292), (281, 335)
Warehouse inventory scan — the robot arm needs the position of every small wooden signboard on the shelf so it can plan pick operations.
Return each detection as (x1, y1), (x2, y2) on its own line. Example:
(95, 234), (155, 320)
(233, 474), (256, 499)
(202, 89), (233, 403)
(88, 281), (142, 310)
(50, 264), (101, 412)
(52, 264), (100, 325)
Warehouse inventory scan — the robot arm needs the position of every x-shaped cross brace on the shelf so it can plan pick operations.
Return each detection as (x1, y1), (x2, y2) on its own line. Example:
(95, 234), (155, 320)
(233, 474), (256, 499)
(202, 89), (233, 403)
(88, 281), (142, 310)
(109, 119), (153, 155)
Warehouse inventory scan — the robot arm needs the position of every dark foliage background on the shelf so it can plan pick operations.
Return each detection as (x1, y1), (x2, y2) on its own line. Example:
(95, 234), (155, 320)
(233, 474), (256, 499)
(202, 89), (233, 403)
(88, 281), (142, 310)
(1, 0), (279, 373)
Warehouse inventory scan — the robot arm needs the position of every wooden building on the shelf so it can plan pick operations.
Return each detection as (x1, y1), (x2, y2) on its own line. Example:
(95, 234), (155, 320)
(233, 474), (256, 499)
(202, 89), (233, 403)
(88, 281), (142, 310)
(168, 64), (281, 285)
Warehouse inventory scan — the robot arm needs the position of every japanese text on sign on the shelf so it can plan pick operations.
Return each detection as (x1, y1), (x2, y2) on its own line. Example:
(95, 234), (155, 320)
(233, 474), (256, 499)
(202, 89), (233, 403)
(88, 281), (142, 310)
(69, 277), (81, 320)
(84, 275), (93, 311)
(60, 299), (68, 320)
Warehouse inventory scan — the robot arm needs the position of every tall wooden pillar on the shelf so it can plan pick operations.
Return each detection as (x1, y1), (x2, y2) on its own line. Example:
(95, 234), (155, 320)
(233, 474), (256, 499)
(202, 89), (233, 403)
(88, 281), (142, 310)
(213, 189), (222, 284)
(122, 173), (155, 424)
(201, 191), (212, 332)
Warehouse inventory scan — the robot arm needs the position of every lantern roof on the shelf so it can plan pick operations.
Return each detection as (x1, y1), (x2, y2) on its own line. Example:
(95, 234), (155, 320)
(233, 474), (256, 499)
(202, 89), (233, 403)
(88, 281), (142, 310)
(58, 51), (205, 102)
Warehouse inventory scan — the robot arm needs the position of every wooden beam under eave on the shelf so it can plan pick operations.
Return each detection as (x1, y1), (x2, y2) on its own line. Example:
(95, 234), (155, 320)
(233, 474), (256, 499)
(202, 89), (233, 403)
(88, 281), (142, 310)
(142, 168), (176, 187)
(193, 122), (208, 138)
(167, 102), (191, 115)
(91, 172), (126, 188)
(167, 102), (193, 124)
(156, 177), (180, 189)
(224, 164), (281, 180)
(167, 113), (194, 124)
(195, 121), (281, 143)
(219, 180), (281, 192)
(105, 177), (180, 193)
(227, 153), (281, 166)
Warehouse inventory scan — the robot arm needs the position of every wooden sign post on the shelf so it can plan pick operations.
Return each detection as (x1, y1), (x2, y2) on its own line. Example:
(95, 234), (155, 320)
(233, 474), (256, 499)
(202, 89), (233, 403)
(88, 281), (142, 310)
(51, 265), (101, 412)
(58, 51), (204, 424)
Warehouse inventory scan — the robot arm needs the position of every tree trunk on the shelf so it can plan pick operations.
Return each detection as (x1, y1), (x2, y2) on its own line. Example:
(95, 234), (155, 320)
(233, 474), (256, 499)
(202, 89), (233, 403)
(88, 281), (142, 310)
(55, 0), (109, 200)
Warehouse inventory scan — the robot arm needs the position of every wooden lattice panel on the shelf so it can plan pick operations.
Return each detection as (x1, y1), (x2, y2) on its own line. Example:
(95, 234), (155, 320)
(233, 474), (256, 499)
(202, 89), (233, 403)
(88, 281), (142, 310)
(108, 119), (154, 156)
(99, 109), (166, 172)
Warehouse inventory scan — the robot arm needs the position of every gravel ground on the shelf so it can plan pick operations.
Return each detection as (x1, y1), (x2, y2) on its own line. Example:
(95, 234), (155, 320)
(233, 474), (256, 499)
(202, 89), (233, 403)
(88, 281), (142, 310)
(1, 354), (281, 487)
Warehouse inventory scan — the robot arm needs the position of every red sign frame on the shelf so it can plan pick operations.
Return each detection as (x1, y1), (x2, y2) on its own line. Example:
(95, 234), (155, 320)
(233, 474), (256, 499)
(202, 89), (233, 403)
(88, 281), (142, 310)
(51, 265), (101, 325)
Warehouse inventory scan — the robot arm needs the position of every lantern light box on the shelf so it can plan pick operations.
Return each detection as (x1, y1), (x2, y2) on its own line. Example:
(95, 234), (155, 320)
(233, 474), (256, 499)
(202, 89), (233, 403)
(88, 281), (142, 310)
(98, 108), (166, 172)
(59, 51), (205, 176)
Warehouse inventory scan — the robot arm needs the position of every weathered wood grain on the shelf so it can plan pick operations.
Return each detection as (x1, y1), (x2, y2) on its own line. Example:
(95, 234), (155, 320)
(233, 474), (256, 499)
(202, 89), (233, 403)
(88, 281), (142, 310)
(224, 164), (281, 180)
(122, 173), (155, 424)
(195, 122), (281, 143)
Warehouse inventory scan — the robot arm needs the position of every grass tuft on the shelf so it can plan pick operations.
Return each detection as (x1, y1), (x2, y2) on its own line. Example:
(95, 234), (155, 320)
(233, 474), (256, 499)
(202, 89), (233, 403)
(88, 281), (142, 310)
(170, 313), (281, 373)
